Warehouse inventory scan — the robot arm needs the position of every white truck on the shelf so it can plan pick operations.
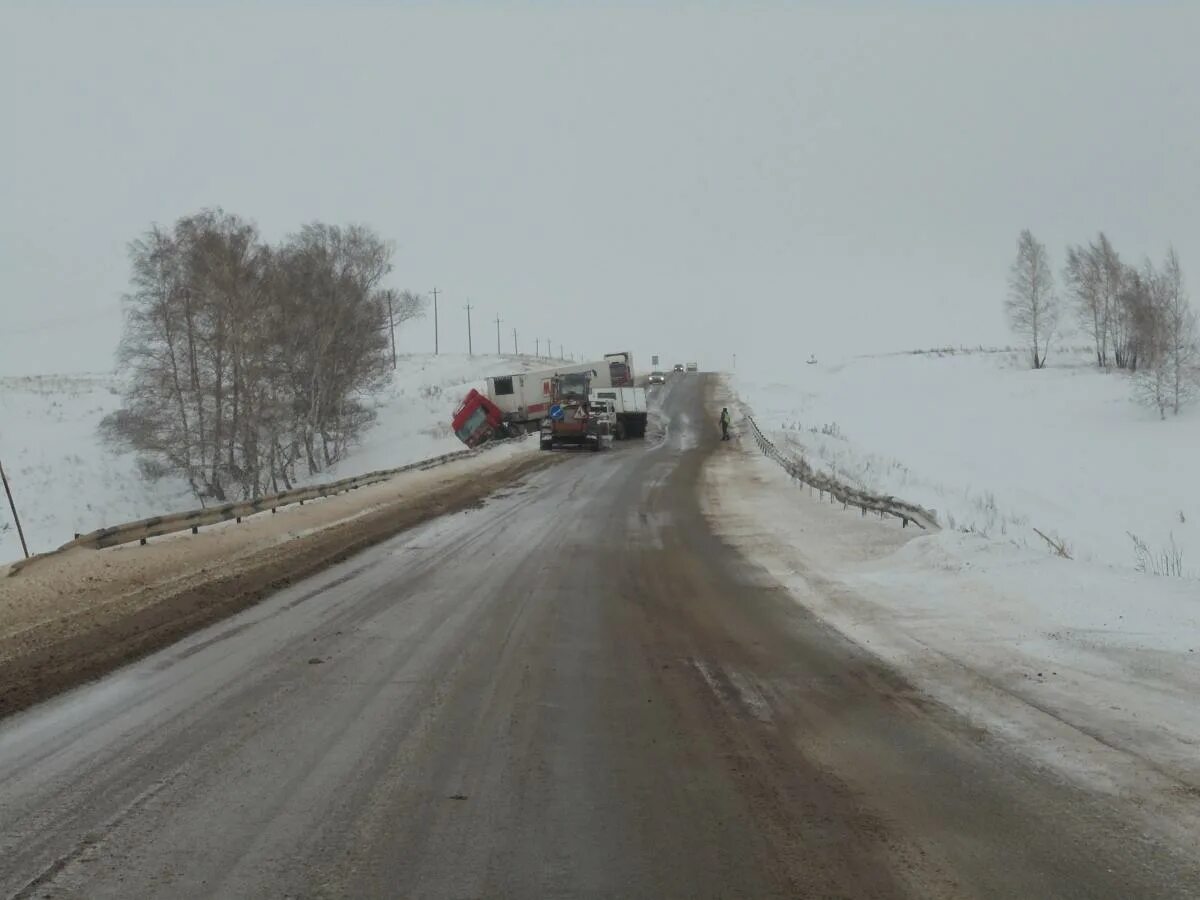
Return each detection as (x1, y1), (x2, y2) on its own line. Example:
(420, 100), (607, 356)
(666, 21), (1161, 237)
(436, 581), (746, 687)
(486, 361), (613, 430)
(589, 386), (648, 439)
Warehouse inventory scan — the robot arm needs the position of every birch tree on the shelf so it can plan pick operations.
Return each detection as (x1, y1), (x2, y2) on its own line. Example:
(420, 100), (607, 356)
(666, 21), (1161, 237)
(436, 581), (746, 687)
(1006, 230), (1058, 369)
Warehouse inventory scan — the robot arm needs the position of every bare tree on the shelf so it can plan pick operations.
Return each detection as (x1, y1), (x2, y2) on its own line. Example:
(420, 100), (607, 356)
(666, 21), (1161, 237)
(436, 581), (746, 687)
(1131, 250), (1198, 419)
(105, 211), (397, 503)
(1160, 248), (1198, 415)
(1064, 242), (1106, 367)
(1006, 230), (1058, 369)
(1133, 261), (1171, 418)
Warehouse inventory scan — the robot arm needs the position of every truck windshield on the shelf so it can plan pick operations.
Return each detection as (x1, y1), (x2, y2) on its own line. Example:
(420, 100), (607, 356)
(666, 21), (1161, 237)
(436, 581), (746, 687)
(454, 407), (488, 443)
(557, 374), (589, 400)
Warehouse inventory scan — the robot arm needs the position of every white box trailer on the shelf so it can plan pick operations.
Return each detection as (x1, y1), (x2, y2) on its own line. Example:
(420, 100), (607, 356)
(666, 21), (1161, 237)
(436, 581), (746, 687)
(590, 386), (648, 439)
(486, 361), (613, 427)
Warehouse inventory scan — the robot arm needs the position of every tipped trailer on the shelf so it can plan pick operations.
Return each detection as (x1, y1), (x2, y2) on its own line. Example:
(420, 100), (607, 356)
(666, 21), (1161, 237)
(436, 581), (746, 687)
(486, 361), (614, 430)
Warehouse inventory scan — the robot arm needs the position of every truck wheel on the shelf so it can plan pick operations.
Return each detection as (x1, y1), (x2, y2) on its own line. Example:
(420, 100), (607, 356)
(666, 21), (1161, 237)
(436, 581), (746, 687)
(616, 423), (626, 441)
(540, 439), (553, 451)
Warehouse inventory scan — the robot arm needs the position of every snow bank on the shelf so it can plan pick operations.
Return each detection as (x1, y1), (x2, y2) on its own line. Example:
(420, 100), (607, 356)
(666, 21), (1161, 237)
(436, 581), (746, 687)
(741, 347), (1200, 572)
(0, 354), (557, 563)
(703, 426), (1200, 837)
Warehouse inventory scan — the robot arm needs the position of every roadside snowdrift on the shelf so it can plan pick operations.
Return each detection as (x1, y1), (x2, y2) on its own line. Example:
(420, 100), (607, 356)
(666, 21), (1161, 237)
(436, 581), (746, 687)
(717, 357), (1200, 831)
(0, 354), (554, 563)
(743, 347), (1199, 572)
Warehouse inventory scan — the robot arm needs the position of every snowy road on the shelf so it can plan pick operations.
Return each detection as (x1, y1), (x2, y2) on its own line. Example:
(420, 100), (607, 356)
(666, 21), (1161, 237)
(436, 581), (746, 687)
(1, 375), (1197, 898)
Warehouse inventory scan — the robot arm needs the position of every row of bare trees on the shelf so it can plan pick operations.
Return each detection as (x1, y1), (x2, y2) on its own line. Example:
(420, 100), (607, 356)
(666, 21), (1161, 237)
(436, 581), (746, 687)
(103, 209), (425, 502)
(1006, 230), (1197, 418)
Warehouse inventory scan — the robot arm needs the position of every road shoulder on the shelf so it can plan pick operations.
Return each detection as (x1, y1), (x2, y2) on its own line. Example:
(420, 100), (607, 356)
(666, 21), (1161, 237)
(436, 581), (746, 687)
(0, 444), (558, 718)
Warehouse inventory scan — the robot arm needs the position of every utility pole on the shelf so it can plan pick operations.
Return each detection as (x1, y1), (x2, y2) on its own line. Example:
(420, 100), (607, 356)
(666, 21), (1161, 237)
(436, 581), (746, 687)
(535, 338), (540, 356)
(385, 291), (397, 369)
(560, 344), (564, 360)
(0, 459), (29, 559)
(495, 315), (502, 355)
(465, 302), (474, 356)
(512, 327), (518, 355)
(431, 287), (440, 355)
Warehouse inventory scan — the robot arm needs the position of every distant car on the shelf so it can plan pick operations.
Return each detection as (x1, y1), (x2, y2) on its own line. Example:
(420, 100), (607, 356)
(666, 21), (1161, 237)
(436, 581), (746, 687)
(686, 362), (698, 372)
(648, 371), (666, 385)
(673, 363), (685, 373)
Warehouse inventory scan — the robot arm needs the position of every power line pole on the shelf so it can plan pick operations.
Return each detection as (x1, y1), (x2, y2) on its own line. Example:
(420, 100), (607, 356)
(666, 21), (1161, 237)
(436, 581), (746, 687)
(512, 327), (518, 355)
(465, 302), (474, 356)
(495, 315), (502, 355)
(560, 344), (564, 360)
(535, 338), (540, 356)
(385, 291), (397, 369)
(431, 287), (440, 355)
(0, 459), (29, 559)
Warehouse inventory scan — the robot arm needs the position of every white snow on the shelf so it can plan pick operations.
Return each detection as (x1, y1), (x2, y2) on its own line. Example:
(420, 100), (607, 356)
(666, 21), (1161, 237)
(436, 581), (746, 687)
(742, 347), (1200, 572)
(712, 356), (1200, 835)
(0, 354), (557, 563)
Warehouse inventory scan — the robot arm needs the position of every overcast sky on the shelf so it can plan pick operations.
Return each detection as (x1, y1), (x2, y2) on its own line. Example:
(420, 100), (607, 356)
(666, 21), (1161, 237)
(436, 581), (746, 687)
(2, 2), (1198, 380)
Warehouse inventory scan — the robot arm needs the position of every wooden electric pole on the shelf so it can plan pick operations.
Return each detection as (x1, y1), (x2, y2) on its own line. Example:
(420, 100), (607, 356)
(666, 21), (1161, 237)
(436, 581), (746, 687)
(512, 327), (518, 355)
(465, 302), (474, 356)
(0, 459), (29, 559)
(495, 315), (502, 355)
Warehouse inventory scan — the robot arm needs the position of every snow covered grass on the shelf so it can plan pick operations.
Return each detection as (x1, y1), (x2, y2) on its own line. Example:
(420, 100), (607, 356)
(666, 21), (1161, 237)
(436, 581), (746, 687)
(0, 354), (557, 563)
(742, 347), (1200, 574)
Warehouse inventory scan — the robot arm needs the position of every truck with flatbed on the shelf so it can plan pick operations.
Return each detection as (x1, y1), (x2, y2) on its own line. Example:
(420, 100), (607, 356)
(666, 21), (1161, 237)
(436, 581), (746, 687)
(589, 386), (648, 439)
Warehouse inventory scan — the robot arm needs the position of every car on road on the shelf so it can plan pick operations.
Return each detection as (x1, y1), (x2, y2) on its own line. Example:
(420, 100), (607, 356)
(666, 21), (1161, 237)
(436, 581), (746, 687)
(648, 371), (666, 385)
(673, 363), (685, 373)
(686, 362), (698, 372)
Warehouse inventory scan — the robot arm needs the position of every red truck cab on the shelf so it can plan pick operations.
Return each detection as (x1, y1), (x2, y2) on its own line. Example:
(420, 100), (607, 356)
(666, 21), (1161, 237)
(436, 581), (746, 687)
(452, 389), (505, 447)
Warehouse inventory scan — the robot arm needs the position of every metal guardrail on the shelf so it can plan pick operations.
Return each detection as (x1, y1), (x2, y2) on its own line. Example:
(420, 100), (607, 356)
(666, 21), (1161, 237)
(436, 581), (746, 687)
(7, 436), (527, 576)
(744, 416), (937, 530)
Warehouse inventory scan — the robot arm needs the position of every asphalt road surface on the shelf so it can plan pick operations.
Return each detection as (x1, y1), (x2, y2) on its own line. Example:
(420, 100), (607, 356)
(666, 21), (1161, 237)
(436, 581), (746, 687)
(1, 375), (1196, 899)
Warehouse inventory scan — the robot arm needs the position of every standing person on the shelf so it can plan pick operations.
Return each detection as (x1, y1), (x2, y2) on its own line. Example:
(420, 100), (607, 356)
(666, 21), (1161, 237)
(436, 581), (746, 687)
(719, 407), (731, 441)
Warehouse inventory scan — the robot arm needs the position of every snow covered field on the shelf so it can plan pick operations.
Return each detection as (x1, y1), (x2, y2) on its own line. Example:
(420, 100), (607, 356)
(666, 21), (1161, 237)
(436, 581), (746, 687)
(0, 354), (554, 563)
(742, 347), (1199, 573)
(718, 355), (1200, 826)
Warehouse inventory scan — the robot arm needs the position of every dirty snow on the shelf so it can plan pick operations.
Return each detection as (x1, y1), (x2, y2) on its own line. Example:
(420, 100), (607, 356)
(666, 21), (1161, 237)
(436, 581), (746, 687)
(0, 354), (556, 563)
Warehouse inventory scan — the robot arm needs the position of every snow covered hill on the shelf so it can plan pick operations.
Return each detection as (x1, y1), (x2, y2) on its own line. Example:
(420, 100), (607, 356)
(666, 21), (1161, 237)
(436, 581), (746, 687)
(742, 347), (1199, 574)
(0, 354), (554, 563)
